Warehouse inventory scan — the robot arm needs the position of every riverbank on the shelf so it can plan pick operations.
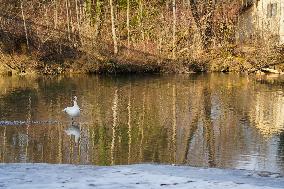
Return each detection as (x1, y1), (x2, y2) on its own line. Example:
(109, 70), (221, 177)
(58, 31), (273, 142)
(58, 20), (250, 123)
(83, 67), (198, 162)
(0, 164), (283, 189)
(1, 44), (284, 76)
(2, 1), (284, 76)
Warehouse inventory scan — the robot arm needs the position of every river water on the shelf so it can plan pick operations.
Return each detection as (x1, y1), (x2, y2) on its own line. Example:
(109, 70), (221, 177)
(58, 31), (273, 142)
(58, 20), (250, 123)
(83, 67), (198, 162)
(0, 74), (283, 174)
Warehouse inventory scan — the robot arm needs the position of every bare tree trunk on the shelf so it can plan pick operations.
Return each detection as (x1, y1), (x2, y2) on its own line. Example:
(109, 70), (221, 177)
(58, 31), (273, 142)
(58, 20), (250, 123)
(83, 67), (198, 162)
(20, 0), (29, 51)
(188, 0), (202, 46)
(68, 0), (74, 32)
(172, 0), (177, 59)
(66, 0), (71, 40)
(75, 0), (80, 30)
(127, 0), (130, 51)
(94, 0), (102, 40)
(44, 4), (49, 27)
(188, 0), (215, 49)
(203, 0), (215, 48)
(109, 0), (118, 54)
(158, 13), (164, 55)
(78, 1), (83, 25)
(139, 0), (145, 51)
(54, 0), (58, 29)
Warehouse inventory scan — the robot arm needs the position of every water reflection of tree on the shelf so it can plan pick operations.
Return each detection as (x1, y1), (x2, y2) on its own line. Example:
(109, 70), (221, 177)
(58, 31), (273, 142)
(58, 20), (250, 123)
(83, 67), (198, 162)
(279, 132), (284, 171)
(182, 74), (252, 168)
(127, 83), (132, 164)
(1, 74), (283, 173)
(171, 83), (177, 163)
(202, 88), (216, 167)
(111, 89), (118, 165)
(181, 81), (216, 167)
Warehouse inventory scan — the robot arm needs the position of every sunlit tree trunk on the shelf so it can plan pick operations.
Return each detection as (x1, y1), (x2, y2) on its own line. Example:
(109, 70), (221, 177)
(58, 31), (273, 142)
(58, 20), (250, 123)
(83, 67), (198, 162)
(85, 0), (92, 23)
(127, 0), (130, 50)
(94, 0), (102, 40)
(172, 0), (177, 59)
(68, 0), (73, 32)
(66, 0), (71, 39)
(75, 0), (80, 30)
(43, 4), (49, 27)
(139, 0), (145, 51)
(158, 13), (164, 55)
(20, 0), (29, 50)
(109, 0), (118, 54)
(54, 0), (58, 29)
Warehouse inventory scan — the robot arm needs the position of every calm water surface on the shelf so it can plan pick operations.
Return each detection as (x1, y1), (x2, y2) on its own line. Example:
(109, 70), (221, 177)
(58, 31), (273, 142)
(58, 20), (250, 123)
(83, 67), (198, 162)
(0, 74), (284, 173)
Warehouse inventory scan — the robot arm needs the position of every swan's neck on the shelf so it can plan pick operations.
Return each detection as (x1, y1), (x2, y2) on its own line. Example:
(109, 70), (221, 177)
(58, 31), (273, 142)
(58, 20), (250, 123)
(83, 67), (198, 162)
(73, 100), (78, 107)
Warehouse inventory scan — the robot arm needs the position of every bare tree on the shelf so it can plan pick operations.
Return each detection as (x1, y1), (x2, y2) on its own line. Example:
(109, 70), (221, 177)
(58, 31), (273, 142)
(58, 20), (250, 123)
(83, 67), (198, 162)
(20, 0), (29, 50)
(127, 0), (130, 50)
(172, 0), (177, 59)
(139, 0), (145, 51)
(110, 0), (118, 54)
(66, 0), (71, 39)
(54, 0), (58, 29)
(75, 0), (80, 30)
(188, 0), (216, 49)
(94, 0), (102, 40)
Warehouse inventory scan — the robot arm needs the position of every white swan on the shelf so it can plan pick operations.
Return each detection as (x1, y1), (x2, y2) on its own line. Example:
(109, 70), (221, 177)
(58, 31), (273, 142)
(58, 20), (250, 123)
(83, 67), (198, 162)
(63, 96), (80, 119)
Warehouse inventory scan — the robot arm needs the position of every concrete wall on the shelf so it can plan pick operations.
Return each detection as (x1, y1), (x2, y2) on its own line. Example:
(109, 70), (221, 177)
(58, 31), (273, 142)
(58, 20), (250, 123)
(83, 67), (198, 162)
(238, 0), (284, 44)
(237, 7), (256, 42)
(279, 1), (284, 44)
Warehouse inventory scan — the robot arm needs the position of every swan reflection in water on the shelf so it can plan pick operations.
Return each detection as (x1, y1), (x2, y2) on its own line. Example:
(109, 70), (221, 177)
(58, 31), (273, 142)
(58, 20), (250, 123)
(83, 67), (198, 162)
(63, 96), (81, 143)
(65, 123), (81, 143)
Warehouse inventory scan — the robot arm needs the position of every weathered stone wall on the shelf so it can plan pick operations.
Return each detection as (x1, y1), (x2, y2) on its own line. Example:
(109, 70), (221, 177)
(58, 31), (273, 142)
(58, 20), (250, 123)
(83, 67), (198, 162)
(238, 0), (284, 44)
(279, 1), (284, 44)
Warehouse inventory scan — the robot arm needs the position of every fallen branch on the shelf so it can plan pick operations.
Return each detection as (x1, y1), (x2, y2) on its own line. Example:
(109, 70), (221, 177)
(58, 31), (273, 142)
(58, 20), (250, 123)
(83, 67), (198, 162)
(261, 68), (281, 74)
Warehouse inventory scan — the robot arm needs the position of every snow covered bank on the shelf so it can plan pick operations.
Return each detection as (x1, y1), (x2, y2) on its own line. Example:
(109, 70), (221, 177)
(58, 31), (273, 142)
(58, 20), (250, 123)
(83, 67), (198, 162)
(0, 164), (283, 189)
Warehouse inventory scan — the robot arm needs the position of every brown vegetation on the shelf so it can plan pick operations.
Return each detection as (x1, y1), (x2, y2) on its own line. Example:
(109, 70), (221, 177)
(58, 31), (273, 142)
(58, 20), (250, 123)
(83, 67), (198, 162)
(0, 0), (283, 75)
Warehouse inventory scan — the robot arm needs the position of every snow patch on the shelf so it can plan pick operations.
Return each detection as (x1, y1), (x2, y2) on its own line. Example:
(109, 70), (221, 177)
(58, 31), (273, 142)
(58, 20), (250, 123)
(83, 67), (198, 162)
(0, 164), (283, 189)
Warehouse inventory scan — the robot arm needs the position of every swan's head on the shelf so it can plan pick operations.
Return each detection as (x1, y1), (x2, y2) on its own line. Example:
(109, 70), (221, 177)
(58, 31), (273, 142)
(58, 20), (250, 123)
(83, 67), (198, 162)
(74, 96), (78, 101)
